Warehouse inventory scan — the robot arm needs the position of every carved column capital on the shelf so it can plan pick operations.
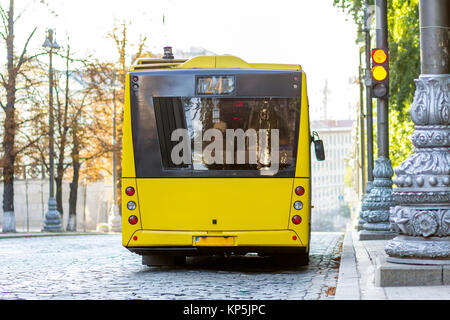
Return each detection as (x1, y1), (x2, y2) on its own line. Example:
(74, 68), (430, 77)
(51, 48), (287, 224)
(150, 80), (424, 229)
(410, 75), (449, 127)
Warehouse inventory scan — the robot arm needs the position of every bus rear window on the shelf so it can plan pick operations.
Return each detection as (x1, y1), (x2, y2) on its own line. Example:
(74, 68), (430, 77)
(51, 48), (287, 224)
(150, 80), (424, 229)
(154, 97), (300, 173)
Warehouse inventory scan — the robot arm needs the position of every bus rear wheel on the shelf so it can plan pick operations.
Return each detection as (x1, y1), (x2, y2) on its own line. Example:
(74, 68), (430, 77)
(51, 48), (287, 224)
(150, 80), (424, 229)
(142, 254), (186, 267)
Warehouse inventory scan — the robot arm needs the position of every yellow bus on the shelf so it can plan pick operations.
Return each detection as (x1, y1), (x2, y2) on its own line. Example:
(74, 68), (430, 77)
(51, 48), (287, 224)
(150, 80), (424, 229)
(121, 50), (325, 266)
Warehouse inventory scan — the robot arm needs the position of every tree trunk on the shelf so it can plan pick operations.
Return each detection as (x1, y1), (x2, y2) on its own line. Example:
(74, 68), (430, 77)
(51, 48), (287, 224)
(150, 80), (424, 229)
(55, 45), (71, 221)
(2, 0), (16, 233)
(67, 162), (79, 231)
(2, 108), (16, 233)
(55, 174), (63, 219)
(67, 129), (80, 231)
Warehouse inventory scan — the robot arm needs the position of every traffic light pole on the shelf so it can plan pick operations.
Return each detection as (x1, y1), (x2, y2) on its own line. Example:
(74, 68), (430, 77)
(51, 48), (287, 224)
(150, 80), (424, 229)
(359, 0), (396, 239)
(385, 0), (450, 264)
(375, 0), (390, 160)
(358, 0), (375, 231)
(364, 0), (374, 183)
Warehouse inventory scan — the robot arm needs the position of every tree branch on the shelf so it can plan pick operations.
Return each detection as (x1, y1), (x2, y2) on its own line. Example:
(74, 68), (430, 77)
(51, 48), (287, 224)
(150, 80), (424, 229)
(16, 26), (37, 71)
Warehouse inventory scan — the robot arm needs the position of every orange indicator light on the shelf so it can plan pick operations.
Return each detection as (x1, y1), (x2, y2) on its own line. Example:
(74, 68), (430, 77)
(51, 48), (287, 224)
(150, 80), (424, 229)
(372, 65), (388, 81)
(372, 49), (387, 64)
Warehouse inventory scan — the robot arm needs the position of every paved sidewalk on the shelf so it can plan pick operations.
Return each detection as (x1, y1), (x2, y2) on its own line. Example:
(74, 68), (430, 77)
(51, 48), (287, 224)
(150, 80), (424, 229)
(336, 227), (450, 300)
(0, 231), (113, 239)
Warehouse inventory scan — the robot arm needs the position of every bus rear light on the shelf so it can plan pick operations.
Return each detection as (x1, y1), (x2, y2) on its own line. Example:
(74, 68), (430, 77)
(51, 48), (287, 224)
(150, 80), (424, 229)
(292, 235), (298, 241)
(129, 215), (139, 225)
(127, 201), (137, 211)
(295, 186), (305, 196)
(125, 186), (135, 196)
(292, 215), (302, 225)
(133, 236), (138, 241)
(293, 201), (303, 210)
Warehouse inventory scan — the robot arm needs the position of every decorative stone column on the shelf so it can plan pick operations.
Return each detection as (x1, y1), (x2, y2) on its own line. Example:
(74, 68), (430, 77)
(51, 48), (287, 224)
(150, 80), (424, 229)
(385, 0), (449, 264)
(386, 74), (450, 263)
(359, 157), (396, 234)
(358, 181), (373, 231)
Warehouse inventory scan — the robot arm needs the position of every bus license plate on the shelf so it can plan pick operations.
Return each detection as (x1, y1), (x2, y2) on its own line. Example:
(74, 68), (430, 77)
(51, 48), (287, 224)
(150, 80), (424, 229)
(194, 236), (235, 246)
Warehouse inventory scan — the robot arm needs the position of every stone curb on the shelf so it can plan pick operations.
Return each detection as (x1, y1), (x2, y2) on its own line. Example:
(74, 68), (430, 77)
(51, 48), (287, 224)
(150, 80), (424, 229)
(335, 227), (361, 300)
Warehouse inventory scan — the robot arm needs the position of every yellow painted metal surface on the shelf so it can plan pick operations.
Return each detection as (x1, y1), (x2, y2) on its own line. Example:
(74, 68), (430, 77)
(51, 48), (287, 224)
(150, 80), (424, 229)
(121, 74), (136, 178)
(295, 71), (311, 178)
(136, 178), (294, 231)
(249, 63), (302, 71)
(130, 55), (302, 71)
(288, 178), (311, 248)
(176, 55), (302, 71)
(125, 230), (304, 248)
(121, 178), (140, 246)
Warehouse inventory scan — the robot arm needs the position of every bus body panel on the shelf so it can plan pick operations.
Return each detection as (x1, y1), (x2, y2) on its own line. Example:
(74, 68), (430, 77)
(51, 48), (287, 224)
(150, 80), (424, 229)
(125, 230), (304, 249)
(289, 177), (311, 248)
(122, 73), (136, 178)
(295, 71), (311, 178)
(136, 178), (295, 231)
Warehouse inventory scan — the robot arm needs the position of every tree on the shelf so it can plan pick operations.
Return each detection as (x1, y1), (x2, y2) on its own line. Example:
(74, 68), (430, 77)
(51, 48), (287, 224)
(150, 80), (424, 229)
(105, 20), (151, 212)
(0, 0), (42, 232)
(333, 0), (420, 172)
(53, 42), (91, 222)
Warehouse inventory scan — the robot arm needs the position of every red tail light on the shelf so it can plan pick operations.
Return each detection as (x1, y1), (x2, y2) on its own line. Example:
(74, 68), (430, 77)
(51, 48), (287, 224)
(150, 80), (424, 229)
(295, 186), (305, 196)
(128, 215), (139, 225)
(292, 215), (302, 225)
(126, 187), (135, 196)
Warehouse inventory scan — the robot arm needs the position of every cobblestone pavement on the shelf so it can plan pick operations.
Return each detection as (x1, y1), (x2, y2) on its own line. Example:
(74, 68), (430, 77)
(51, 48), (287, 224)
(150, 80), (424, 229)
(0, 232), (343, 300)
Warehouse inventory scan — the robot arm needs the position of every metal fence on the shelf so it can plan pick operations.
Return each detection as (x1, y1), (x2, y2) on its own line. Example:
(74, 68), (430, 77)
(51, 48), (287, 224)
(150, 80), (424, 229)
(0, 164), (114, 232)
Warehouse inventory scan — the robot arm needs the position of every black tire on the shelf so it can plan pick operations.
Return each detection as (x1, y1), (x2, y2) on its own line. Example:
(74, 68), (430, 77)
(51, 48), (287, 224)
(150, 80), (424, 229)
(272, 253), (309, 267)
(142, 254), (186, 267)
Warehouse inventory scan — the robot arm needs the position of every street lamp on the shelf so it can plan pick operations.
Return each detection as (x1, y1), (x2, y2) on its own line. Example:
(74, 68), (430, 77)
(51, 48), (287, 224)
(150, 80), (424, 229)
(42, 29), (62, 232)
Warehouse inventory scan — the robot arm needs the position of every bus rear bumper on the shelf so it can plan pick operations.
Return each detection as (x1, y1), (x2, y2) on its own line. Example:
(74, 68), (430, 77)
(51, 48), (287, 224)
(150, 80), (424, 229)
(124, 229), (308, 256)
(127, 246), (307, 256)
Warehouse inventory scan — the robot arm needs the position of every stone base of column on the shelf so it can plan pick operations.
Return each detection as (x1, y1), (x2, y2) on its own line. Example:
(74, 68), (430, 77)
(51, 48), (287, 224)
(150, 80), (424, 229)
(357, 181), (373, 231)
(385, 235), (450, 264)
(363, 220), (391, 232)
(375, 255), (450, 286)
(42, 197), (62, 232)
(356, 220), (365, 231)
(359, 230), (397, 240)
(359, 157), (396, 239)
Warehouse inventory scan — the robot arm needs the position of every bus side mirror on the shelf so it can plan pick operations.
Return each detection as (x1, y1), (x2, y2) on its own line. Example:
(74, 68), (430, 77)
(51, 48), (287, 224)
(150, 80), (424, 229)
(311, 131), (325, 161)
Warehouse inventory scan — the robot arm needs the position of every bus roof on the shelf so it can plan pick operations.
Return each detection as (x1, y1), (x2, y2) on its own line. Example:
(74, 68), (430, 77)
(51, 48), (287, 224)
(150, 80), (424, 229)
(130, 55), (302, 72)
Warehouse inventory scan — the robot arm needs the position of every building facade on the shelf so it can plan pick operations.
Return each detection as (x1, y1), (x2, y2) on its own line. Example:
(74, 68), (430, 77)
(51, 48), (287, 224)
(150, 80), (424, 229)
(310, 120), (356, 231)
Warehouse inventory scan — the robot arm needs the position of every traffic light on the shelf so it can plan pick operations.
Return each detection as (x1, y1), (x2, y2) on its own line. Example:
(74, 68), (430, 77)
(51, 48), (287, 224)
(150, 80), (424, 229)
(371, 48), (389, 99)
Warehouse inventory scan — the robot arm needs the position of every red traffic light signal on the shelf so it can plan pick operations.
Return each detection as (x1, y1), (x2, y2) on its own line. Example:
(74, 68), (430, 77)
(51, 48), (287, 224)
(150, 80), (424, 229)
(371, 48), (389, 98)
